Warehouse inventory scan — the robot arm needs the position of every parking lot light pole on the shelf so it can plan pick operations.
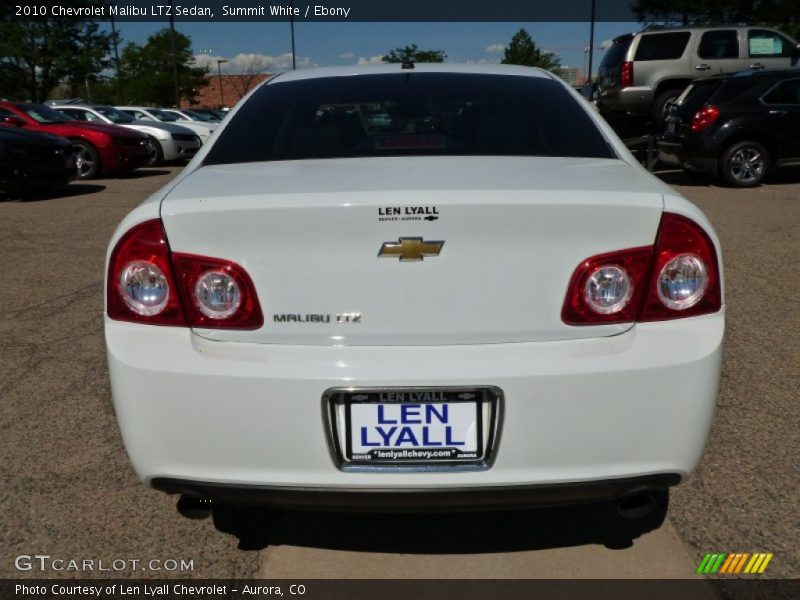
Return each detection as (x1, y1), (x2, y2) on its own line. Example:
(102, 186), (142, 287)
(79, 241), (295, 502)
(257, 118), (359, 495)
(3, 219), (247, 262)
(587, 0), (596, 83)
(216, 59), (228, 108)
(168, 0), (181, 107)
(290, 0), (296, 70)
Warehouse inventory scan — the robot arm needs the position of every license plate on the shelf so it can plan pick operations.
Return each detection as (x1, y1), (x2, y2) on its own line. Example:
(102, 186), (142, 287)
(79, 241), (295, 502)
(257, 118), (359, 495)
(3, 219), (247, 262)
(324, 387), (501, 468)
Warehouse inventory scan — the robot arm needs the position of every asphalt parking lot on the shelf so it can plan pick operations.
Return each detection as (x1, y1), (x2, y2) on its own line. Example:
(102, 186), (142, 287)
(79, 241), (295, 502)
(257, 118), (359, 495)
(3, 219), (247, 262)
(0, 166), (797, 581)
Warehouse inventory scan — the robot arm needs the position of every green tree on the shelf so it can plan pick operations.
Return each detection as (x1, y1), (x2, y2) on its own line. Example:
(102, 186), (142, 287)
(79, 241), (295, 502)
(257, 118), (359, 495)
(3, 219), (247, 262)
(0, 1), (113, 102)
(632, 0), (800, 40)
(382, 44), (446, 63)
(117, 29), (207, 106)
(501, 29), (561, 72)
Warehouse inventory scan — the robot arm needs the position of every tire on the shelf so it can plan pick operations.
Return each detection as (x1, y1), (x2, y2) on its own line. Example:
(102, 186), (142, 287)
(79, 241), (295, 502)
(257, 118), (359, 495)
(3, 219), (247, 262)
(719, 141), (770, 188)
(145, 136), (164, 166)
(72, 140), (100, 179)
(651, 89), (683, 124)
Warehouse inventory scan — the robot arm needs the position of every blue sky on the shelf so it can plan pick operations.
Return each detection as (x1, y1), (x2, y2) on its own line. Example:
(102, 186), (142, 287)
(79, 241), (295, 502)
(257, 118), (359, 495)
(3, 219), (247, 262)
(102, 21), (637, 77)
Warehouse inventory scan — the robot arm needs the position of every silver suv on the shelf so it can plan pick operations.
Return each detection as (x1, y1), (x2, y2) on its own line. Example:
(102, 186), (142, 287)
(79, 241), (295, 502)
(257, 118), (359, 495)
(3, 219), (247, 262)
(597, 26), (800, 122)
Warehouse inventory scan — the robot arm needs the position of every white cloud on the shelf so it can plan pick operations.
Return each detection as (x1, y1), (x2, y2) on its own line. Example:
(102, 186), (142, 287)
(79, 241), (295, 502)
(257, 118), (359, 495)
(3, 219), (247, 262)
(191, 52), (315, 73)
(484, 43), (506, 53)
(357, 55), (385, 65)
(338, 52), (355, 59)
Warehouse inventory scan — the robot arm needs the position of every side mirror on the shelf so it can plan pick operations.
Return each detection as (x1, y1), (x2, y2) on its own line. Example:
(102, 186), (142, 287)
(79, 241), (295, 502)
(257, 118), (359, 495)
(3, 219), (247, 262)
(2, 115), (25, 127)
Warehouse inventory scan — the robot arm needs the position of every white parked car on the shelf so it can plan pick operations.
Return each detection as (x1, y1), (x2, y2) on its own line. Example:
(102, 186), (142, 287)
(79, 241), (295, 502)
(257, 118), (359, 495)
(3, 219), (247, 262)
(116, 106), (217, 144)
(106, 65), (723, 525)
(158, 107), (222, 123)
(53, 105), (201, 165)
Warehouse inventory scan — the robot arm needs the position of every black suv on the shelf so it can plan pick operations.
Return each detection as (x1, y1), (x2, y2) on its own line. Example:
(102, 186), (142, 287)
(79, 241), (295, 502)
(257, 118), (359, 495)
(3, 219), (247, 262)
(658, 70), (800, 186)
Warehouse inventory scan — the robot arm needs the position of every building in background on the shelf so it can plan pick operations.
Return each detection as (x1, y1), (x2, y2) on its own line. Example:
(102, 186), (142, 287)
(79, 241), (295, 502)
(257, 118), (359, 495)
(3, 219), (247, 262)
(183, 74), (273, 109)
(557, 66), (583, 86)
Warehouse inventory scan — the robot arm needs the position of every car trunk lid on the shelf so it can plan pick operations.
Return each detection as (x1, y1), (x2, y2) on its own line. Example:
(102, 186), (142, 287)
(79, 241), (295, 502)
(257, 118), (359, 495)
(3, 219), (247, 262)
(161, 156), (664, 345)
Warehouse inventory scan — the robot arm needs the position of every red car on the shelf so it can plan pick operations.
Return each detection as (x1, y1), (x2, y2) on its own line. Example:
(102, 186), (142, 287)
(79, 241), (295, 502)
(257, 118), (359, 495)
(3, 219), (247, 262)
(0, 102), (149, 179)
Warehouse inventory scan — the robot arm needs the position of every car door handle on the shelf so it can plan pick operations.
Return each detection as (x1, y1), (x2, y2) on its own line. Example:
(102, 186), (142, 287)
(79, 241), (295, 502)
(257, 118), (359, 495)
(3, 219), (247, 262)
(695, 64), (712, 71)
(749, 63), (765, 70)
(769, 109), (788, 116)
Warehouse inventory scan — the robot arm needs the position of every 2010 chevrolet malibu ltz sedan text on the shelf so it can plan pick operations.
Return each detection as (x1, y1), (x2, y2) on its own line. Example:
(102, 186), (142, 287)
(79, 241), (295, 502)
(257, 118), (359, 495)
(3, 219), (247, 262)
(105, 64), (724, 525)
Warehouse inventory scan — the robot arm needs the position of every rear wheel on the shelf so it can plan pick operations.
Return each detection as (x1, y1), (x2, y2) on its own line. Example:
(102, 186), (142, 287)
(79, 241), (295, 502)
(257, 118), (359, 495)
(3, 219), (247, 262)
(72, 140), (100, 179)
(145, 136), (164, 166)
(720, 141), (769, 187)
(651, 89), (683, 124)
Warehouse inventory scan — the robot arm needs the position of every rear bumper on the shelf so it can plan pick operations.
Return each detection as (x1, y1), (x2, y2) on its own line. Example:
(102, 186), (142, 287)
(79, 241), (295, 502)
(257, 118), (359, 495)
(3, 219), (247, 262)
(658, 141), (718, 175)
(597, 87), (654, 114)
(152, 474), (681, 511)
(107, 312), (723, 500)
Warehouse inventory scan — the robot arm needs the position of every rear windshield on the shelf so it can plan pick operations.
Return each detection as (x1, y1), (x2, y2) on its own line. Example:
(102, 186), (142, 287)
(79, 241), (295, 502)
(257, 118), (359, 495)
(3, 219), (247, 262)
(204, 73), (614, 165)
(634, 32), (691, 61)
(600, 36), (633, 68)
(676, 80), (724, 114)
(677, 76), (764, 114)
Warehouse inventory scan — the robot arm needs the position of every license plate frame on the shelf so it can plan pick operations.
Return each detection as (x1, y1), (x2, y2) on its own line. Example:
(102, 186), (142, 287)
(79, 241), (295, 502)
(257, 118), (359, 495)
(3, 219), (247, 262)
(323, 386), (502, 471)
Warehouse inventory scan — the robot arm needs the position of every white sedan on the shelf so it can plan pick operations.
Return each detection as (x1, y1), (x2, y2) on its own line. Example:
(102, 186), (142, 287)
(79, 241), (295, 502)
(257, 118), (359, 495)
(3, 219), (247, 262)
(105, 64), (723, 524)
(116, 106), (218, 144)
(53, 104), (201, 165)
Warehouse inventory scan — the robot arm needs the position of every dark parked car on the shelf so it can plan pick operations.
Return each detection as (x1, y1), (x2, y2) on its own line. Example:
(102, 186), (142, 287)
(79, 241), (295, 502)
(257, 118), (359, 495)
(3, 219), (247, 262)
(0, 127), (75, 195)
(0, 102), (149, 179)
(658, 70), (800, 186)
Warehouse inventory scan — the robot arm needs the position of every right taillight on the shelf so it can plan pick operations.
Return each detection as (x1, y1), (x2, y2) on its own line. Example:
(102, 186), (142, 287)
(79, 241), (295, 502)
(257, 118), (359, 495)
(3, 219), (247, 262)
(107, 219), (263, 329)
(620, 61), (633, 89)
(563, 212), (721, 325)
(691, 105), (720, 132)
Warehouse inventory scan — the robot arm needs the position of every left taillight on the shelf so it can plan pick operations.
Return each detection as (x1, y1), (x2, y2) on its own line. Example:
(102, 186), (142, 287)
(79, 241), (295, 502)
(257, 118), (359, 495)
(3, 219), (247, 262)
(107, 219), (186, 326)
(107, 219), (263, 329)
(691, 105), (720, 133)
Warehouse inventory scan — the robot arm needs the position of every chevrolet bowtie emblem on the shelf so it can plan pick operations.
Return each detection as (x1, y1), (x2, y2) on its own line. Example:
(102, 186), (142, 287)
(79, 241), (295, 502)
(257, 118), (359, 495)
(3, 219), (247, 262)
(378, 237), (444, 262)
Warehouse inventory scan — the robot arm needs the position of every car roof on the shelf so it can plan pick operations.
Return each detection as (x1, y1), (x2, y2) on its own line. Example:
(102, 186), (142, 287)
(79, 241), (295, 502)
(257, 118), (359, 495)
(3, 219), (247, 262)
(267, 63), (554, 84)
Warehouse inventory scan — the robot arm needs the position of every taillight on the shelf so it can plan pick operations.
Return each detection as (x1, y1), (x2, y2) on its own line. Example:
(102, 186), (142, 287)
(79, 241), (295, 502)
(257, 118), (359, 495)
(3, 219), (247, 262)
(691, 105), (720, 132)
(172, 254), (263, 329)
(639, 212), (721, 322)
(562, 247), (653, 325)
(107, 220), (186, 326)
(107, 219), (263, 329)
(620, 61), (633, 89)
(562, 213), (721, 325)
